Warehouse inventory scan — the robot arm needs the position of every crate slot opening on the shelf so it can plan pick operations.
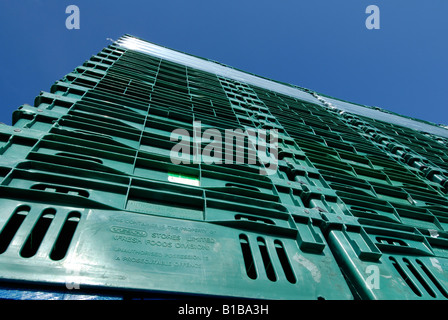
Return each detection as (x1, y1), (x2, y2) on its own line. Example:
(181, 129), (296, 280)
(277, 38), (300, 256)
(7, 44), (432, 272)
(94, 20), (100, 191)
(20, 208), (56, 258)
(0, 205), (30, 254)
(257, 237), (276, 282)
(274, 240), (296, 284)
(50, 211), (81, 261)
(239, 234), (257, 280)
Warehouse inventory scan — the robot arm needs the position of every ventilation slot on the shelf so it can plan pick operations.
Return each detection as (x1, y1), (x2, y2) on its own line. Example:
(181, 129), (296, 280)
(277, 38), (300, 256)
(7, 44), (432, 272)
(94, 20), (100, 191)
(389, 257), (421, 297)
(235, 214), (275, 225)
(31, 184), (89, 198)
(416, 260), (448, 298)
(377, 237), (408, 246)
(74, 129), (114, 140)
(239, 234), (257, 280)
(50, 211), (81, 261)
(258, 237), (276, 282)
(403, 258), (435, 298)
(56, 152), (103, 164)
(226, 183), (260, 193)
(20, 209), (56, 258)
(0, 205), (30, 254)
(274, 240), (296, 284)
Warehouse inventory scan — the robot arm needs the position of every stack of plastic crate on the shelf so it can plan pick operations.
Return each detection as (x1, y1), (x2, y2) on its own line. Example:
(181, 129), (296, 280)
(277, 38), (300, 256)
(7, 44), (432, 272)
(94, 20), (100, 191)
(0, 39), (354, 299)
(1, 34), (448, 300)
(251, 86), (448, 300)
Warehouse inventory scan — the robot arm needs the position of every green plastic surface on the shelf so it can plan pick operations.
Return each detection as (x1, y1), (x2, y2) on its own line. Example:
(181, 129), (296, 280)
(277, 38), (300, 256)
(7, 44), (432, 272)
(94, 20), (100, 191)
(1, 36), (448, 299)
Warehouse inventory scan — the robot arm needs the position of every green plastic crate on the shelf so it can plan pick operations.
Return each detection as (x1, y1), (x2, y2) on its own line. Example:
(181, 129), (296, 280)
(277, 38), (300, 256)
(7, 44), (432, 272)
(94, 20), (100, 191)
(0, 198), (353, 299)
(327, 223), (448, 299)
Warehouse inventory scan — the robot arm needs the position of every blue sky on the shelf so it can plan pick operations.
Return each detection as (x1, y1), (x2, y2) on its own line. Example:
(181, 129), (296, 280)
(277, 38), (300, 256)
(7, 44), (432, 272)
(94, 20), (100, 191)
(0, 0), (447, 126)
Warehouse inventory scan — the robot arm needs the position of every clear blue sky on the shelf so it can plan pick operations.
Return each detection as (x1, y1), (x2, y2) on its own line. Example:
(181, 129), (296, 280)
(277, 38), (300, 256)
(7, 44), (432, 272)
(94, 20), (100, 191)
(0, 0), (447, 126)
